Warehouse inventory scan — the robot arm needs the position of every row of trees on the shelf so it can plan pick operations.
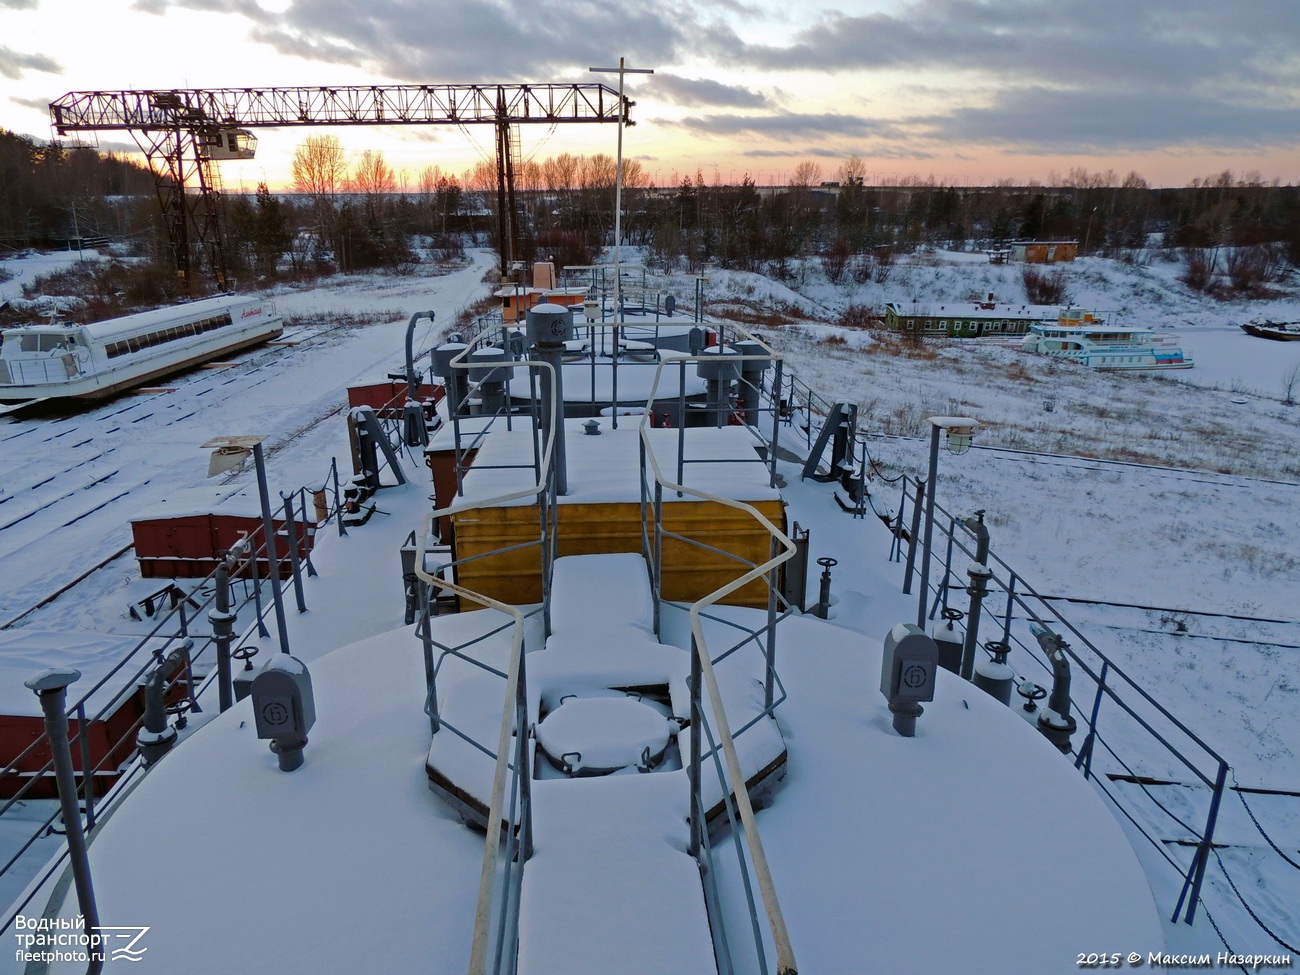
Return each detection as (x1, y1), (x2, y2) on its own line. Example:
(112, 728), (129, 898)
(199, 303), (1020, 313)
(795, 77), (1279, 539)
(0, 129), (156, 252)
(5, 126), (1299, 296)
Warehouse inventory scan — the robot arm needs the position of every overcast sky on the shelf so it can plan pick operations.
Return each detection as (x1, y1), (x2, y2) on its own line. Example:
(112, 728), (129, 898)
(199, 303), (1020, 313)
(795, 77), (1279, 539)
(3, 0), (1299, 188)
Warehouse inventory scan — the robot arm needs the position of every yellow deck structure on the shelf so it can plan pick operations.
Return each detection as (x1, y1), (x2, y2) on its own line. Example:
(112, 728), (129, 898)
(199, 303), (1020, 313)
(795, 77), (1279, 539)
(445, 423), (784, 609)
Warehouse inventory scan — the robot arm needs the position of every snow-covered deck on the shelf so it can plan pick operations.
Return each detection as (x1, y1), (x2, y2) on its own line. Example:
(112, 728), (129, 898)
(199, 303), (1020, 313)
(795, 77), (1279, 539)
(45, 591), (1163, 974)
(453, 421), (780, 508)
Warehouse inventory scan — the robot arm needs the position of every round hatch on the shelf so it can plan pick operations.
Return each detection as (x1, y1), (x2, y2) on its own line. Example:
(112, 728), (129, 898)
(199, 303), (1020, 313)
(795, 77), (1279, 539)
(535, 695), (675, 776)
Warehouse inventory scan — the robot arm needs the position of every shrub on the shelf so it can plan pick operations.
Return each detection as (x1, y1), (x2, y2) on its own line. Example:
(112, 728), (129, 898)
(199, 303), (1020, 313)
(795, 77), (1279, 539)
(1021, 266), (1069, 304)
(1180, 248), (1216, 291)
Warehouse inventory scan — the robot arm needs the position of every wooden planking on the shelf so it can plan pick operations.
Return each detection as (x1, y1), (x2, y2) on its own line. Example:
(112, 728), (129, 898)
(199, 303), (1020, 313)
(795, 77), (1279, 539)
(452, 498), (785, 608)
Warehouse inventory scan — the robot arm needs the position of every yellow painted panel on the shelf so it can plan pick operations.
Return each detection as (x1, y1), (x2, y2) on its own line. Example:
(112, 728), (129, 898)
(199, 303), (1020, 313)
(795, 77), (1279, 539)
(451, 498), (785, 609)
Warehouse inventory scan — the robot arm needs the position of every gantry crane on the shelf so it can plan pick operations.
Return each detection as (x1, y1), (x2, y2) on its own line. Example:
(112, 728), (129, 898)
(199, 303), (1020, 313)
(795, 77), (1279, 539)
(49, 84), (629, 292)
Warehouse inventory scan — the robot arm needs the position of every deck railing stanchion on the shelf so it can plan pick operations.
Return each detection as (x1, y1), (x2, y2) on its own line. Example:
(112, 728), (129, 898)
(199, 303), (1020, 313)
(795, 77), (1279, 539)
(688, 633), (703, 860)
(281, 492), (307, 614)
(1075, 660), (1108, 777)
(768, 358), (783, 489)
(74, 702), (96, 831)
(902, 478), (924, 594)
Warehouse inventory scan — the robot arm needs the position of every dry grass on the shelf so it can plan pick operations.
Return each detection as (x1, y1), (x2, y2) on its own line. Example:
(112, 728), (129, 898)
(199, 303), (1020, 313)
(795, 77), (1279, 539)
(453, 294), (500, 332)
(710, 299), (802, 327)
(868, 332), (941, 360)
(1000, 360), (1041, 384)
(283, 308), (409, 329)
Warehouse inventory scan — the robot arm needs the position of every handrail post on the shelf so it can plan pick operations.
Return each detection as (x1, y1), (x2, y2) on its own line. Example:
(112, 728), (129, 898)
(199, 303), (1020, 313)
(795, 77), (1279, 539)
(915, 423), (942, 628)
(654, 480), (664, 637)
(677, 358), (687, 496)
(688, 633), (703, 861)
(74, 702), (96, 831)
(516, 647), (534, 862)
(418, 587), (439, 734)
(937, 515), (957, 617)
(765, 535), (778, 711)
(299, 487), (318, 577)
(901, 478), (924, 594)
(253, 441), (290, 655)
(247, 541), (270, 639)
(1074, 660), (1108, 777)
(1179, 760), (1229, 925)
(1001, 573), (1017, 643)
(768, 358), (783, 489)
(281, 492), (307, 614)
(331, 457), (348, 537)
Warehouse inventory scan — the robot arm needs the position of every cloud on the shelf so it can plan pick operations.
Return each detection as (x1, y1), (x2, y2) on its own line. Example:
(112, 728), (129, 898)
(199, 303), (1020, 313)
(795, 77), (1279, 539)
(0, 0), (39, 8)
(907, 86), (1300, 152)
(738, 145), (938, 161)
(726, 0), (1300, 91)
(709, 0), (1300, 155)
(651, 75), (771, 109)
(670, 111), (900, 141)
(93, 140), (145, 154)
(245, 0), (695, 81)
(133, 0), (273, 22)
(9, 95), (53, 112)
(0, 46), (60, 80)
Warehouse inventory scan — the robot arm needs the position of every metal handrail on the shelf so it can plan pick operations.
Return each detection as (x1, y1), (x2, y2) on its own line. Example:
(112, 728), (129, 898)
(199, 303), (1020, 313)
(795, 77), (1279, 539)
(638, 355), (800, 975)
(413, 339), (559, 975)
(904, 481), (1232, 924)
(0, 465), (342, 932)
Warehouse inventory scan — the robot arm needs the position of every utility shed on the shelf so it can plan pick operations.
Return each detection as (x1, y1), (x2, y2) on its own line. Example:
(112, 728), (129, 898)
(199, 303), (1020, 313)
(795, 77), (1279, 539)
(448, 422), (783, 608)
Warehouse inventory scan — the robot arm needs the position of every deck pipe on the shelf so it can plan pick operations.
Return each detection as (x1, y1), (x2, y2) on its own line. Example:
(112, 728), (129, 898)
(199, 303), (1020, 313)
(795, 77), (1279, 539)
(402, 311), (434, 447)
(527, 304), (575, 496)
(25, 669), (102, 974)
(960, 510), (992, 681)
(696, 346), (740, 428)
(136, 656), (179, 764)
(832, 403), (858, 492)
(432, 341), (469, 417)
(209, 554), (239, 712)
(733, 339), (770, 423)
(468, 346), (512, 416)
(1032, 625), (1079, 754)
(932, 608), (964, 675)
(973, 640), (1015, 705)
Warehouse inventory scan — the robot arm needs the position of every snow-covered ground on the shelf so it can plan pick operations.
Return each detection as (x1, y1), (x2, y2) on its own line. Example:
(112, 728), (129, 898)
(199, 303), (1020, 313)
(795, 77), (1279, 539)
(2, 245), (1298, 969)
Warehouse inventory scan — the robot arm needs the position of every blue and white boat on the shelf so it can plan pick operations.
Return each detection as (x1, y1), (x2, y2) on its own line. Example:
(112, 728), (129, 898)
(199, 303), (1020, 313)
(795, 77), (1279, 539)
(1020, 308), (1193, 370)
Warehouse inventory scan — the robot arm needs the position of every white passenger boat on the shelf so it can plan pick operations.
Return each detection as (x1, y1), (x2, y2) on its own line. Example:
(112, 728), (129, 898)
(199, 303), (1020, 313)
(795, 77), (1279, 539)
(0, 294), (283, 404)
(1020, 308), (1193, 370)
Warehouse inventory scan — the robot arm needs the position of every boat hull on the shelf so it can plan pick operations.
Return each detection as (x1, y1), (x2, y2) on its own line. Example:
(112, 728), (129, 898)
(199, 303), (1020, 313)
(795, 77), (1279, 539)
(1241, 322), (1300, 341)
(0, 326), (282, 404)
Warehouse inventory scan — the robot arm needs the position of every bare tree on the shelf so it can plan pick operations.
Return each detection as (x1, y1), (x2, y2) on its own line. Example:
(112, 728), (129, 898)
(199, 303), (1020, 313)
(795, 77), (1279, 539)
(291, 135), (346, 204)
(291, 134), (347, 253)
(351, 149), (397, 197)
(791, 159), (823, 189)
(837, 155), (867, 187)
(541, 154), (579, 193)
(1283, 362), (1300, 406)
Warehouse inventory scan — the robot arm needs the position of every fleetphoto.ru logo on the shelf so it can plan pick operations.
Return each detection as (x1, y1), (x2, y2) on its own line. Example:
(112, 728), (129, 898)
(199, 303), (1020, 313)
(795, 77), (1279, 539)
(13, 915), (150, 964)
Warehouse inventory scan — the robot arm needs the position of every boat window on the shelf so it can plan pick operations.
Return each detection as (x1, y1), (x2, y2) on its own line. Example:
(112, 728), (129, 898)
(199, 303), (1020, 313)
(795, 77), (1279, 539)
(20, 335), (40, 353)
